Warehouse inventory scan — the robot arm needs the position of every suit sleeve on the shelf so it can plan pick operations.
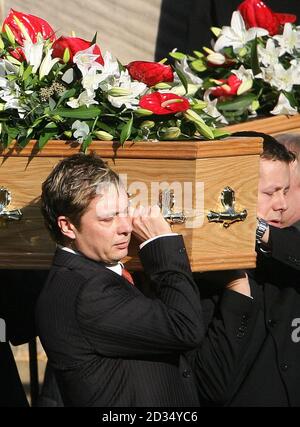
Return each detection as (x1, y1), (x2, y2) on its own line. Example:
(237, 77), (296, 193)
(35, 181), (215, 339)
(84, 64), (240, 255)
(76, 236), (204, 358)
(268, 226), (300, 270)
(188, 285), (260, 404)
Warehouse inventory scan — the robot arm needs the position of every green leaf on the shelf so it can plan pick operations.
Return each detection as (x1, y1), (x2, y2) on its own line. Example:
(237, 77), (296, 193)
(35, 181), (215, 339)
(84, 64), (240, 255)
(50, 106), (101, 119)
(49, 97), (56, 111)
(217, 93), (257, 111)
(56, 88), (77, 107)
(22, 65), (34, 81)
(5, 126), (18, 147)
(120, 115), (133, 145)
(91, 32), (97, 45)
(174, 66), (188, 94)
(38, 122), (58, 149)
(250, 37), (261, 76)
(81, 134), (92, 153)
(195, 121), (215, 139)
(212, 128), (231, 139)
(95, 121), (116, 135)
(17, 135), (31, 148)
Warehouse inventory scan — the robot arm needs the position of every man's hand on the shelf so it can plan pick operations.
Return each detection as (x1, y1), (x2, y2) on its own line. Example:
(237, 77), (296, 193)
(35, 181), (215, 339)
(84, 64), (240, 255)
(225, 271), (251, 297)
(130, 205), (172, 242)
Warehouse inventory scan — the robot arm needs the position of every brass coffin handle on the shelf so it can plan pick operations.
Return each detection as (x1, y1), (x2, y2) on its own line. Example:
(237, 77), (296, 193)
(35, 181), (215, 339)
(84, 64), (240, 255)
(159, 189), (186, 224)
(0, 187), (23, 221)
(207, 186), (247, 228)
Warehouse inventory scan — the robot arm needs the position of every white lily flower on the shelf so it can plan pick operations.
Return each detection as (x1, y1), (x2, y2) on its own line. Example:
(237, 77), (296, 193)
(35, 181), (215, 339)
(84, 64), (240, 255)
(73, 45), (103, 77)
(203, 90), (228, 124)
(39, 48), (60, 79)
(0, 59), (19, 76)
(71, 120), (90, 142)
(82, 68), (105, 96)
(106, 71), (147, 109)
(95, 51), (120, 83)
(0, 78), (26, 116)
(270, 93), (298, 115)
(81, 51), (121, 96)
(257, 39), (281, 67)
(22, 38), (44, 74)
(274, 23), (300, 55)
(214, 11), (268, 53)
(67, 90), (98, 108)
(174, 58), (203, 85)
(259, 63), (300, 92)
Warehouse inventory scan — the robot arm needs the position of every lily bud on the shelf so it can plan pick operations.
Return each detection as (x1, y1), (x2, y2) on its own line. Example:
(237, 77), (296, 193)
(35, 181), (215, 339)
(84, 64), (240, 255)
(63, 48), (71, 64)
(237, 79), (253, 95)
(159, 126), (181, 140)
(238, 47), (247, 57)
(63, 130), (72, 138)
(207, 52), (226, 65)
(4, 24), (16, 45)
(250, 100), (260, 111)
(94, 130), (114, 141)
(210, 26), (222, 37)
(0, 36), (4, 50)
(183, 109), (203, 123)
(108, 87), (132, 97)
(190, 99), (207, 110)
(184, 109), (214, 139)
(140, 120), (155, 129)
(134, 108), (153, 116)
(153, 82), (172, 90)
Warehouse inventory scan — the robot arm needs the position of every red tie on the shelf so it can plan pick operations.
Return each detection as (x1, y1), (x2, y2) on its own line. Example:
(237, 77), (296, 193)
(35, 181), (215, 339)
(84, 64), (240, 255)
(122, 267), (135, 286)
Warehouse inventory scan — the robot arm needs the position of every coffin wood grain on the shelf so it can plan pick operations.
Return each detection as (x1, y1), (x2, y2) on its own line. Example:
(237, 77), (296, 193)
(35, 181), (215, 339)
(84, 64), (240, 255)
(0, 137), (262, 271)
(226, 114), (300, 135)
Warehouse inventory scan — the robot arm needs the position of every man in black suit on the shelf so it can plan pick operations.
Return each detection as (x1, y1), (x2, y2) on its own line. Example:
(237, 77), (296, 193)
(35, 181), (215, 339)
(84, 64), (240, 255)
(0, 270), (49, 407)
(199, 139), (300, 407)
(36, 153), (259, 407)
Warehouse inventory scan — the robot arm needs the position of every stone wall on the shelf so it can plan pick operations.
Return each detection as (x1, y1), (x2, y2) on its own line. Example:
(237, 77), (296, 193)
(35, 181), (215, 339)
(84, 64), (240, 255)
(2, 0), (162, 63)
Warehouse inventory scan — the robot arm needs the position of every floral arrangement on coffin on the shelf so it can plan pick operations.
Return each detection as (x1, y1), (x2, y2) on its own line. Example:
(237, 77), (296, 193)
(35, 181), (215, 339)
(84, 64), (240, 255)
(0, 9), (231, 151)
(170, 0), (300, 125)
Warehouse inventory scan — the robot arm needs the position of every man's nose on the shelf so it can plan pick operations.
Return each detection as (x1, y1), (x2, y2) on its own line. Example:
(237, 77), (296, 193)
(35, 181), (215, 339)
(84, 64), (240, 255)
(274, 193), (288, 212)
(118, 214), (133, 234)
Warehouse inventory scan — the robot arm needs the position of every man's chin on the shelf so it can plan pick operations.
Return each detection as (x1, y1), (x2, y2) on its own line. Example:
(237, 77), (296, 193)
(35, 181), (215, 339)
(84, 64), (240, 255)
(268, 220), (282, 228)
(113, 248), (129, 261)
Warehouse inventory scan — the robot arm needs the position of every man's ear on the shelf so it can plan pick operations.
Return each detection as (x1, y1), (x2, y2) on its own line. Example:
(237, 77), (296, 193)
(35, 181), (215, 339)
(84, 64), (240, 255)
(57, 216), (77, 240)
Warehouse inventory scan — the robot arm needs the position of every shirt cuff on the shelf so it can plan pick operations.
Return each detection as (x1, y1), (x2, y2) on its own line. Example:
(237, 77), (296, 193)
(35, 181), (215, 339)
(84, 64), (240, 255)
(139, 233), (178, 249)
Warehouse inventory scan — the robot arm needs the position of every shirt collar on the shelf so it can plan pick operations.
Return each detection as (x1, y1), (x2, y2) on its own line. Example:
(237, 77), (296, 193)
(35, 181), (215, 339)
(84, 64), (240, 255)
(59, 246), (123, 276)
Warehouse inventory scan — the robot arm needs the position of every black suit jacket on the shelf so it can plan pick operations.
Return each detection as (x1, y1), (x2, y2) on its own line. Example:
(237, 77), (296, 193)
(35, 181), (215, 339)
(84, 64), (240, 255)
(200, 226), (300, 407)
(36, 236), (259, 407)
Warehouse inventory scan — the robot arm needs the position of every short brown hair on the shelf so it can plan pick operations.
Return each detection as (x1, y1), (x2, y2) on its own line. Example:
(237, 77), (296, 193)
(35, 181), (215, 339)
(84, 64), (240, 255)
(41, 153), (121, 244)
(261, 138), (296, 163)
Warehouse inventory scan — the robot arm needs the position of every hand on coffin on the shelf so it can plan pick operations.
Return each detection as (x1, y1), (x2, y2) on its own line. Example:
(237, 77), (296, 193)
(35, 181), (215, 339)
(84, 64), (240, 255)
(130, 205), (172, 243)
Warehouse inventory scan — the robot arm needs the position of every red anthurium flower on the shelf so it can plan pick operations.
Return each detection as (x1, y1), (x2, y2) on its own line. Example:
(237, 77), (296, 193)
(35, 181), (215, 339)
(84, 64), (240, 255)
(52, 36), (104, 64)
(238, 0), (296, 36)
(139, 92), (190, 115)
(8, 47), (26, 61)
(2, 9), (56, 45)
(127, 61), (174, 87)
(211, 74), (242, 98)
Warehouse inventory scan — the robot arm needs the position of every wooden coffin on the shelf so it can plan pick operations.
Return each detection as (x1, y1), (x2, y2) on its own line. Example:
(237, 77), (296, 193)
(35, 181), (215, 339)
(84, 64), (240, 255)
(226, 113), (300, 135)
(0, 135), (263, 271)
